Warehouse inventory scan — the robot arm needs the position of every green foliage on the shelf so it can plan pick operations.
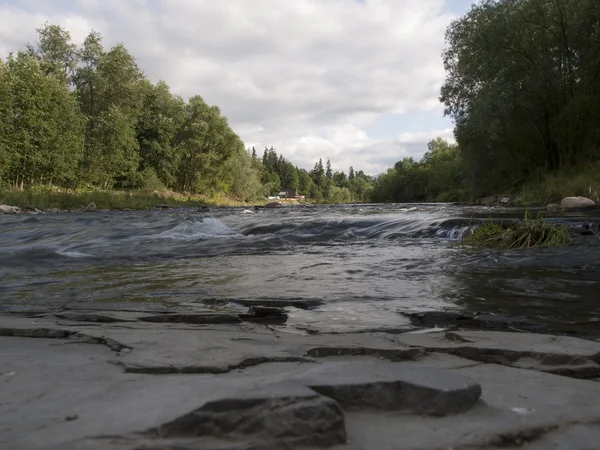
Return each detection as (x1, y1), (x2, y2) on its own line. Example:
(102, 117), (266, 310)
(441, 0), (600, 196)
(0, 24), (376, 205)
(2, 51), (84, 188)
(371, 138), (467, 203)
(463, 211), (571, 249)
(519, 165), (600, 205)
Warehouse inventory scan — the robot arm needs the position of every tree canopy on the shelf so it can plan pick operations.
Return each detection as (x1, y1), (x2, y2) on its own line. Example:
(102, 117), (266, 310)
(440, 0), (600, 196)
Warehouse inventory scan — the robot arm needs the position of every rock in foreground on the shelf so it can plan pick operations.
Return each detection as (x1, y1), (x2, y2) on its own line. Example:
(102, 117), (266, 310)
(560, 196), (595, 209)
(2, 310), (600, 450)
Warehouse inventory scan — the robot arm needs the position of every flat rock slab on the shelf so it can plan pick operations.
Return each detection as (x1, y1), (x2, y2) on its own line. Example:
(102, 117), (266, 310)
(200, 298), (325, 310)
(138, 313), (242, 325)
(4, 313), (600, 450)
(345, 363), (600, 450)
(390, 330), (600, 378)
(518, 424), (600, 450)
(0, 314), (425, 374)
(296, 361), (481, 415)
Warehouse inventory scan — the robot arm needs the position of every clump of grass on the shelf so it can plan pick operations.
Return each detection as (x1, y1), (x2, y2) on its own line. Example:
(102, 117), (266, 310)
(463, 210), (571, 249)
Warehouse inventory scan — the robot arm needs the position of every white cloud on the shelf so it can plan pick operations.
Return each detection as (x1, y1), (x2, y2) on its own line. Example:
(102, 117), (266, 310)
(0, 0), (460, 174)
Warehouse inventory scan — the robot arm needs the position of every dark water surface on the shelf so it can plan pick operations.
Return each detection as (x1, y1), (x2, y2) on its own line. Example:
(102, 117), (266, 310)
(1, 204), (599, 334)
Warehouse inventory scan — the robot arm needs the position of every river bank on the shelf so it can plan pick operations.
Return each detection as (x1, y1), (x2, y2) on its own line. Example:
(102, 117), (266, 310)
(0, 189), (259, 213)
(1, 306), (600, 450)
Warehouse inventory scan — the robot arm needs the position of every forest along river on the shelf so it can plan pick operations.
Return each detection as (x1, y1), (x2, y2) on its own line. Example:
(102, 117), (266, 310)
(1, 203), (599, 336)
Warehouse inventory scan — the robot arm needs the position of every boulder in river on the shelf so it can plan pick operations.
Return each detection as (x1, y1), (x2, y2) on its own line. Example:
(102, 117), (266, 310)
(265, 201), (282, 208)
(560, 196), (595, 209)
(499, 197), (510, 205)
(0, 204), (21, 214)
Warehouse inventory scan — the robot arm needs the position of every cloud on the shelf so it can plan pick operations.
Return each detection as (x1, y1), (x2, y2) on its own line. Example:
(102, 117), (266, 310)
(0, 0), (461, 174)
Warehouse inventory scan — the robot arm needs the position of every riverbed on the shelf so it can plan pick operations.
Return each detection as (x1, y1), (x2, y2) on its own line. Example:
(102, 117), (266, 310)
(1, 203), (599, 335)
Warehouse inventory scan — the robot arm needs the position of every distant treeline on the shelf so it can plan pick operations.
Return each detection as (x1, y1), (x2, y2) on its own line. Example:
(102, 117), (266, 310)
(254, 146), (373, 202)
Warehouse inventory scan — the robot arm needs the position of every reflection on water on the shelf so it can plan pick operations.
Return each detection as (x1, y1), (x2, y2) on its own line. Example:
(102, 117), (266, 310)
(1, 203), (599, 334)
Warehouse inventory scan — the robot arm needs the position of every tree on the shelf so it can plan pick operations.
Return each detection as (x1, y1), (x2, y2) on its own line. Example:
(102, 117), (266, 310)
(0, 60), (14, 185)
(348, 166), (355, 180)
(136, 80), (185, 188)
(174, 96), (243, 194)
(4, 51), (84, 188)
(33, 23), (78, 82)
(279, 160), (299, 189)
(441, 0), (600, 195)
(326, 159), (333, 179)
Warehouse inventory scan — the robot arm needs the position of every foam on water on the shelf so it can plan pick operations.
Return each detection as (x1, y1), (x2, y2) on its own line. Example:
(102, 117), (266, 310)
(56, 249), (93, 258)
(155, 217), (238, 240)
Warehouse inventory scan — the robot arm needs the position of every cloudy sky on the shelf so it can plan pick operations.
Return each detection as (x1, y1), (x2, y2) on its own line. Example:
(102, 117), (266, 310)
(0, 0), (473, 175)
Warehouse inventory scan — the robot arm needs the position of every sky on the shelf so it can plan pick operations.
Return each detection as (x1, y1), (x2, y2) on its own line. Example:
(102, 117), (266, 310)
(0, 0), (474, 175)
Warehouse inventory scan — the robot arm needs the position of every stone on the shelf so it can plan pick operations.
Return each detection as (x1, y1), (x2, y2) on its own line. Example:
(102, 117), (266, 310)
(560, 196), (595, 209)
(515, 424), (600, 450)
(264, 202), (282, 208)
(0, 204), (20, 214)
(138, 313), (242, 325)
(344, 363), (600, 450)
(390, 330), (600, 378)
(499, 197), (510, 205)
(54, 312), (133, 323)
(5, 311), (600, 450)
(239, 306), (289, 324)
(155, 204), (171, 209)
(306, 346), (425, 361)
(478, 195), (497, 205)
(298, 362), (482, 415)
(199, 206), (210, 213)
(143, 383), (347, 447)
(200, 297), (325, 310)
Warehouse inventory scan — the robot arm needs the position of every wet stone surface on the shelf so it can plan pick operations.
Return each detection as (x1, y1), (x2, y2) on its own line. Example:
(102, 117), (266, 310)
(2, 310), (600, 450)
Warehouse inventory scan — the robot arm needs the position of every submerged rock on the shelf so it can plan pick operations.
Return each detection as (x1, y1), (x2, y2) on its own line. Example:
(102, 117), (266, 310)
(240, 305), (289, 324)
(561, 196), (595, 209)
(265, 201), (282, 208)
(0, 204), (20, 214)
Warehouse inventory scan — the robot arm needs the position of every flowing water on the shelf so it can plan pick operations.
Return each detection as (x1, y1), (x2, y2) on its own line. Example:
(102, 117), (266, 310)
(1, 204), (599, 335)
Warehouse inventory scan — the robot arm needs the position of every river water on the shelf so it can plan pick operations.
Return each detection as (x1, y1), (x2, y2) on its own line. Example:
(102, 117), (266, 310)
(1, 204), (599, 335)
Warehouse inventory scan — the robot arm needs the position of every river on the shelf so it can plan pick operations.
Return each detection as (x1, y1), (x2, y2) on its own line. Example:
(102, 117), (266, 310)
(1, 203), (599, 335)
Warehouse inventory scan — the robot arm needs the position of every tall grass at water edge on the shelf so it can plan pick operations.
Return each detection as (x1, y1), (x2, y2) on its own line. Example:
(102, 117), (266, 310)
(0, 187), (255, 211)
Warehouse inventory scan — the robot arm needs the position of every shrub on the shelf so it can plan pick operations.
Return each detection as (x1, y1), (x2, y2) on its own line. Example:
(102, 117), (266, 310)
(463, 211), (571, 249)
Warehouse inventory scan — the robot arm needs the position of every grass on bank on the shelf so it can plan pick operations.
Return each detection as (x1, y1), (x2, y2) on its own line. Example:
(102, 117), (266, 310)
(0, 187), (256, 211)
(515, 164), (600, 206)
(463, 211), (571, 249)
